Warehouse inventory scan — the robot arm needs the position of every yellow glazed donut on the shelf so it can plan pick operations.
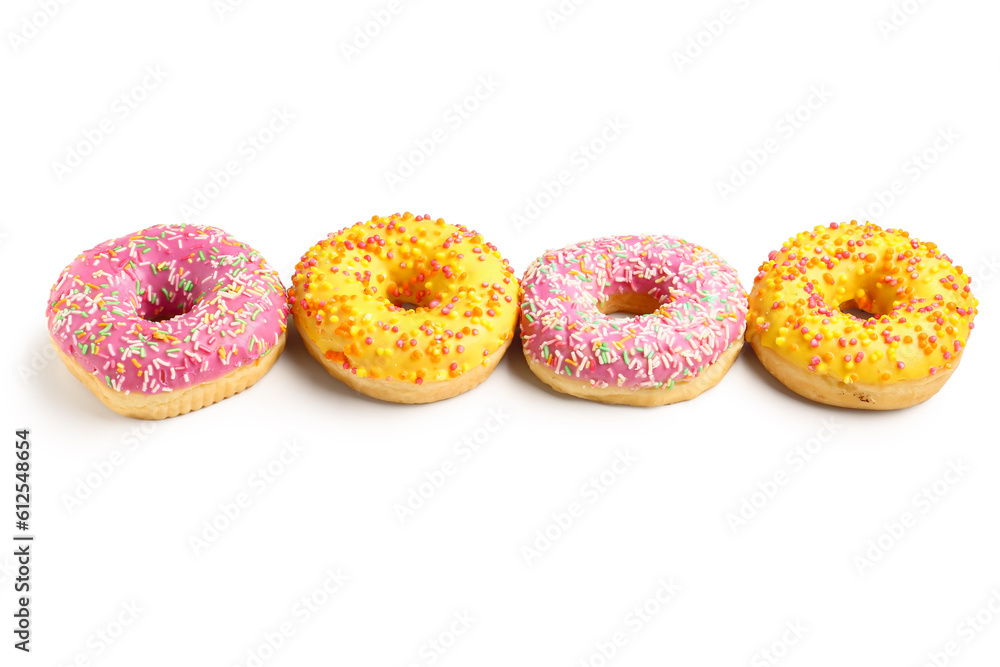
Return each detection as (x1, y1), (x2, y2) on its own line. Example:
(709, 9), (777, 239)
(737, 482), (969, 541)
(290, 213), (519, 403)
(747, 221), (977, 410)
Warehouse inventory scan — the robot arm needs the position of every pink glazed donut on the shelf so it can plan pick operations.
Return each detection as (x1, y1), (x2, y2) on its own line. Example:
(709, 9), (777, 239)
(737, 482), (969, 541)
(519, 234), (747, 405)
(47, 224), (288, 419)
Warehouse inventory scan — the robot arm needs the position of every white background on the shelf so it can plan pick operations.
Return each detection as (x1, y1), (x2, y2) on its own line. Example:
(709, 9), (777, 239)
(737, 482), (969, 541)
(2, 1), (999, 665)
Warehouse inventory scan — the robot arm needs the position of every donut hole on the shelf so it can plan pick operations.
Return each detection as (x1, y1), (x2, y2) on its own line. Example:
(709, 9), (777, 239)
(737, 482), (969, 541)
(383, 279), (434, 311)
(139, 302), (191, 322)
(838, 299), (878, 321)
(386, 294), (421, 311)
(598, 292), (662, 321)
(133, 274), (199, 323)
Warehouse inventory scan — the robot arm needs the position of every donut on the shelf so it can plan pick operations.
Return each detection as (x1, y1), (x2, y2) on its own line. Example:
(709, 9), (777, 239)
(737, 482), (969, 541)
(519, 235), (747, 406)
(290, 213), (519, 403)
(47, 224), (288, 419)
(746, 221), (978, 409)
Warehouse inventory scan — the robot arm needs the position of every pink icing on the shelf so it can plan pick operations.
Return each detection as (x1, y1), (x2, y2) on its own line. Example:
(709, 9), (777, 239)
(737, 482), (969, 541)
(47, 224), (288, 395)
(520, 235), (747, 390)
